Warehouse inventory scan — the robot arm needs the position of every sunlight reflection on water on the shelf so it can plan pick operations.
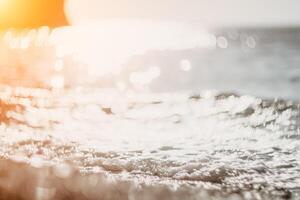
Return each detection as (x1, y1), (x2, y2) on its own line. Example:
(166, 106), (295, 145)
(0, 20), (218, 87)
(1, 21), (300, 200)
(0, 87), (299, 199)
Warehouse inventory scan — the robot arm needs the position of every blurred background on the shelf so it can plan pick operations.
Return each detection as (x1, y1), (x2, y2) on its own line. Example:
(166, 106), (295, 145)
(0, 0), (300, 99)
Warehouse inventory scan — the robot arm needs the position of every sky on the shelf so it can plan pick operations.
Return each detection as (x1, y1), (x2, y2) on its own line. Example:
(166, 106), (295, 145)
(1, 0), (299, 29)
(66, 0), (300, 27)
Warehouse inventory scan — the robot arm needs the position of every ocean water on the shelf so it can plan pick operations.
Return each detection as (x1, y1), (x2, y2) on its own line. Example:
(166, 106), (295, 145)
(0, 24), (300, 199)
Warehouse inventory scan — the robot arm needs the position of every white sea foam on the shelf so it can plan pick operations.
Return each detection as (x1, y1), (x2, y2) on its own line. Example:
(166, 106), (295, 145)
(0, 88), (299, 199)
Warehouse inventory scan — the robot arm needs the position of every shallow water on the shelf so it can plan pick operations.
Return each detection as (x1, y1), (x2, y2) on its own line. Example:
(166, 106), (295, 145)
(0, 25), (300, 199)
(0, 87), (299, 199)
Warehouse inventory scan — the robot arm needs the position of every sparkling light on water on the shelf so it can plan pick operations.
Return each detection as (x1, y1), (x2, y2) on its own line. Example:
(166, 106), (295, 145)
(180, 59), (192, 71)
(1, 21), (300, 199)
(50, 75), (65, 89)
(246, 36), (256, 48)
(129, 66), (161, 88)
(0, 87), (299, 199)
(54, 60), (64, 72)
(217, 36), (228, 49)
(45, 20), (216, 78)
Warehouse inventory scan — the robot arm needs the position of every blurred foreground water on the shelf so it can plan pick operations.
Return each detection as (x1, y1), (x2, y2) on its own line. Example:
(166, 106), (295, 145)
(0, 22), (300, 199)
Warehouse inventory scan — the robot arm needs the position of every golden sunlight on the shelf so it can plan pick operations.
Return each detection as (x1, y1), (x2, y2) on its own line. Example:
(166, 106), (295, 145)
(0, 0), (10, 15)
(0, 1), (300, 200)
(0, 0), (7, 6)
(0, 0), (68, 29)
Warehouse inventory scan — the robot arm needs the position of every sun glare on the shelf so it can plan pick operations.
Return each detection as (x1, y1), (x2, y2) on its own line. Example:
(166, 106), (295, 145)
(0, 0), (9, 13)
(0, 0), (67, 28)
(0, 0), (7, 6)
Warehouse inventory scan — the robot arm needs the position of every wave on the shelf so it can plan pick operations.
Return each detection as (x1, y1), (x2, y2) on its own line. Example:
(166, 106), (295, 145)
(0, 87), (299, 199)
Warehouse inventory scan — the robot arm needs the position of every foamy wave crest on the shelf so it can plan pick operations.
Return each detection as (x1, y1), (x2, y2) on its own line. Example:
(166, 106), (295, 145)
(0, 88), (299, 199)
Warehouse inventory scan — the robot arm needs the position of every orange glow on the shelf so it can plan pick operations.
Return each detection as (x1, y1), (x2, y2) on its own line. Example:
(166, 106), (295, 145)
(0, 0), (7, 6)
(0, 0), (10, 17)
(0, 0), (68, 29)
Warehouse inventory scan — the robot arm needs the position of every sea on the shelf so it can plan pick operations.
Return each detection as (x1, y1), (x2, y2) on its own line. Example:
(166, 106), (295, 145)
(0, 21), (299, 199)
